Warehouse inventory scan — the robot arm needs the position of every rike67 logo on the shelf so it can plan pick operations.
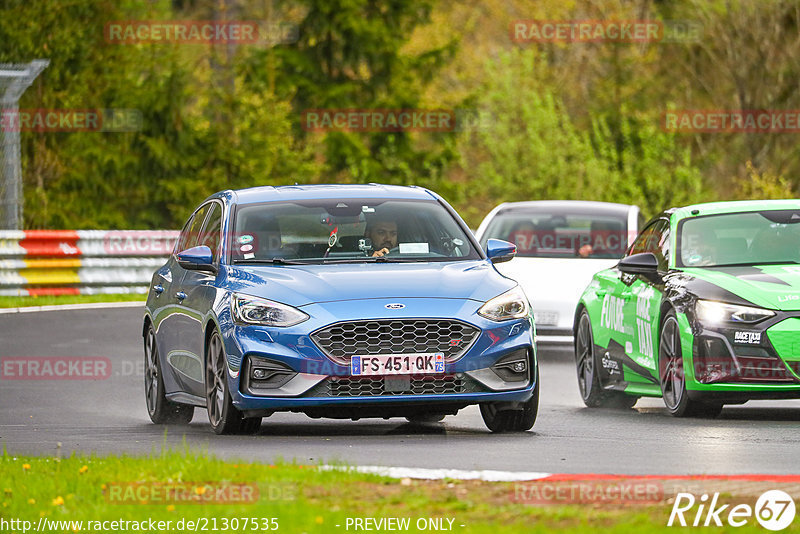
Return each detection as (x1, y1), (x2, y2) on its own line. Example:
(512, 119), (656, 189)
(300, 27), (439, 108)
(668, 490), (796, 531)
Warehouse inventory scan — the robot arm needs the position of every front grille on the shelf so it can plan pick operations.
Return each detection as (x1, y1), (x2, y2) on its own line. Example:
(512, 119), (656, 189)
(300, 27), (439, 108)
(733, 350), (797, 383)
(696, 337), (798, 384)
(311, 319), (480, 364)
(302, 374), (486, 397)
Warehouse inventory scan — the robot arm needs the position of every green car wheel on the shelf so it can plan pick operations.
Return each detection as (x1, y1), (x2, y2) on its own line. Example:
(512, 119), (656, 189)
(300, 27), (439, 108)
(575, 311), (638, 409)
(658, 311), (723, 418)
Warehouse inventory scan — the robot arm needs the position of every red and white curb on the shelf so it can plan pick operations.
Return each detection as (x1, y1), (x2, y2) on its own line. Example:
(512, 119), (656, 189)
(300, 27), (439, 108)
(0, 300), (145, 314)
(319, 466), (800, 488)
(320, 465), (551, 481)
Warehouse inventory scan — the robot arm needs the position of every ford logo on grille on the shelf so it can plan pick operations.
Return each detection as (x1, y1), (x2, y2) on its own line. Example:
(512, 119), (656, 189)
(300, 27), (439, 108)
(385, 303), (405, 309)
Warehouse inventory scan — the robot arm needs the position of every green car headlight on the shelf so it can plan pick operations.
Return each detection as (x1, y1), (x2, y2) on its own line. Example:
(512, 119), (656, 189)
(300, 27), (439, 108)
(695, 299), (774, 325)
(478, 286), (530, 322)
(231, 293), (309, 327)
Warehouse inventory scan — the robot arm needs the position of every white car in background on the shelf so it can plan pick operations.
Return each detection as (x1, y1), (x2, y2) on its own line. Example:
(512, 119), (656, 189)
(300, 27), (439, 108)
(475, 201), (641, 346)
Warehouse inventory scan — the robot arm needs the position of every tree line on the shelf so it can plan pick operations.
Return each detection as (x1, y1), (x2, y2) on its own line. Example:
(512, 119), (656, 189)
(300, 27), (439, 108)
(1, 0), (797, 229)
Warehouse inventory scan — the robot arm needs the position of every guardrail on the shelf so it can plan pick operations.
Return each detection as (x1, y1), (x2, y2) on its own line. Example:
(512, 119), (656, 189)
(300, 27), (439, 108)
(0, 230), (178, 296)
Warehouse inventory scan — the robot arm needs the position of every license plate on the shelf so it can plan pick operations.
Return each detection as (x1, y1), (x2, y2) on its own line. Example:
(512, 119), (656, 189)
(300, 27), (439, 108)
(351, 353), (445, 376)
(534, 311), (558, 326)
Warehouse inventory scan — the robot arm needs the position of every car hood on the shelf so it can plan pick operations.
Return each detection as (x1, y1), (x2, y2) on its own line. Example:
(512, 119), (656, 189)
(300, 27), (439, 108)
(682, 265), (800, 311)
(222, 260), (515, 307)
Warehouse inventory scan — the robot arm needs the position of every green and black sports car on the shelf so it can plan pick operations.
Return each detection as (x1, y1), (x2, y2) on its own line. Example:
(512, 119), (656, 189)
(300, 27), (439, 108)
(574, 200), (800, 417)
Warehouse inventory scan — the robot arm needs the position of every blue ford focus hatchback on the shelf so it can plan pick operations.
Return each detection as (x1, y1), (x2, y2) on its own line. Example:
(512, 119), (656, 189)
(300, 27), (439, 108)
(143, 184), (538, 434)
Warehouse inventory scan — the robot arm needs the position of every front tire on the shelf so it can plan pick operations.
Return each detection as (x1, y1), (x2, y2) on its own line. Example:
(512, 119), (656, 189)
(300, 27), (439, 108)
(144, 324), (194, 424)
(480, 366), (539, 432)
(575, 311), (638, 409)
(205, 330), (262, 435)
(658, 312), (723, 418)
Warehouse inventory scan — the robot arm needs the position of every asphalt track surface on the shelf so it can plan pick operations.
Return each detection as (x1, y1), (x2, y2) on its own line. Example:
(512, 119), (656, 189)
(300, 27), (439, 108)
(1, 306), (799, 475)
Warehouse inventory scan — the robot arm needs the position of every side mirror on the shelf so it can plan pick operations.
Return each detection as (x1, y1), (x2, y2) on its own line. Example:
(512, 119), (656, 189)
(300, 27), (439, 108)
(486, 238), (517, 264)
(177, 245), (217, 274)
(618, 252), (659, 275)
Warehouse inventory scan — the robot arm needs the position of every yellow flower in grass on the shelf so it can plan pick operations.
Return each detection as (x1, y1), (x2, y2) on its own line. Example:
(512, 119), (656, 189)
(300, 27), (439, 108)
(22, 464), (31, 471)
(3, 488), (11, 497)
(79, 465), (88, 474)
(52, 496), (64, 506)
(28, 498), (36, 505)
(166, 505), (175, 512)
(315, 516), (324, 524)
(194, 485), (207, 496)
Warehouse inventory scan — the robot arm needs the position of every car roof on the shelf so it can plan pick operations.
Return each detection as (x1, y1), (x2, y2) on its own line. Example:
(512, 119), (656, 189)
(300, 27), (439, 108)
(222, 183), (437, 205)
(672, 199), (800, 220)
(491, 200), (638, 216)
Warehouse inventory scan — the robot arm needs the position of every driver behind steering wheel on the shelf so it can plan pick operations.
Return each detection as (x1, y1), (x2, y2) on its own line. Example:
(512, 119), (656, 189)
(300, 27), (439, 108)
(365, 217), (398, 257)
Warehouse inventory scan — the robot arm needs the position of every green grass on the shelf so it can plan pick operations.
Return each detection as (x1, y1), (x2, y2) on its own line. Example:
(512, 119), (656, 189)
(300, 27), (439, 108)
(0, 450), (790, 533)
(0, 293), (145, 309)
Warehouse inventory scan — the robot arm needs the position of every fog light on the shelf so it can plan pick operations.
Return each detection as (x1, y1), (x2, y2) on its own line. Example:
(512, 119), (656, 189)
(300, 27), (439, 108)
(512, 361), (526, 373)
(243, 357), (296, 394)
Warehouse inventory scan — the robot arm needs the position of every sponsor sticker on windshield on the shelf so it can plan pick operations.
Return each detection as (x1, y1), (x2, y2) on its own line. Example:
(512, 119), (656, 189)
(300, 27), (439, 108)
(399, 243), (429, 254)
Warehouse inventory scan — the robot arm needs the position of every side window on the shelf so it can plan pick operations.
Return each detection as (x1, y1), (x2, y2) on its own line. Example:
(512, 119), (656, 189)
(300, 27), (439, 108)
(199, 202), (223, 262)
(627, 219), (669, 270)
(657, 224), (671, 271)
(175, 215), (195, 254)
(181, 203), (212, 252)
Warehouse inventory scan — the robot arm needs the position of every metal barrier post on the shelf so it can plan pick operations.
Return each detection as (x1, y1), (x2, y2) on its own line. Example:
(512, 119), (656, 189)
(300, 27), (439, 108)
(0, 60), (49, 230)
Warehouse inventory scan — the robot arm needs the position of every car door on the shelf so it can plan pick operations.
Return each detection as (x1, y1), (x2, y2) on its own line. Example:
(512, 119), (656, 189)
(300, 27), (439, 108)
(151, 209), (202, 395)
(593, 220), (668, 386)
(176, 200), (224, 398)
(621, 219), (670, 380)
(164, 202), (213, 396)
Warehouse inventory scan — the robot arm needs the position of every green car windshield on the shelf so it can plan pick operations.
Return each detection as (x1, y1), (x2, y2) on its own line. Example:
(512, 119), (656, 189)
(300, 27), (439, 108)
(678, 209), (800, 267)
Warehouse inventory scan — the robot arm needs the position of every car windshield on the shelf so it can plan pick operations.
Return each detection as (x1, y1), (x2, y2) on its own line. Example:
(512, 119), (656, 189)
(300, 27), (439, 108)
(230, 198), (479, 263)
(480, 207), (630, 259)
(678, 209), (800, 268)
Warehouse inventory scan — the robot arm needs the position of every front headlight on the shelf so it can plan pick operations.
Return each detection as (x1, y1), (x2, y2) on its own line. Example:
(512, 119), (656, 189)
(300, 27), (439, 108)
(695, 299), (774, 325)
(231, 293), (309, 327)
(478, 286), (530, 322)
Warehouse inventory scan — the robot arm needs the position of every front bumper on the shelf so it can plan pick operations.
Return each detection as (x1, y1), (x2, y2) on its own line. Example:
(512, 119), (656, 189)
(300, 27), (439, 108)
(220, 297), (537, 415)
(682, 311), (800, 398)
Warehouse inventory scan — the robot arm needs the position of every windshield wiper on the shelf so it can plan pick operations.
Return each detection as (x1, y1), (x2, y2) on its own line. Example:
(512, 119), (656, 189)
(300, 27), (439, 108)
(320, 256), (437, 263)
(320, 257), (381, 264)
(232, 258), (314, 265)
